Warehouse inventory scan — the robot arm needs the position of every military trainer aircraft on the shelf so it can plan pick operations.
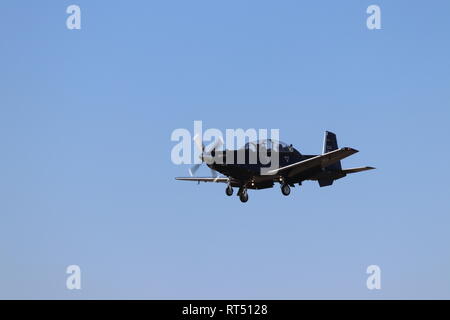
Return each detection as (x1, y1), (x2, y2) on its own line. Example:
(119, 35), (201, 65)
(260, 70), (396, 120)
(176, 131), (374, 203)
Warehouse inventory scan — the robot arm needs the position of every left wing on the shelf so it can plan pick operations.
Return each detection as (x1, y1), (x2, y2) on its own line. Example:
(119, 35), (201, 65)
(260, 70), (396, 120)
(175, 177), (229, 183)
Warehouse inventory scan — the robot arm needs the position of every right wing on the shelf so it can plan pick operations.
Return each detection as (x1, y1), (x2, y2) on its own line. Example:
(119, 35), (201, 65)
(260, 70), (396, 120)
(175, 177), (229, 183)
(266, 147), (358, 177)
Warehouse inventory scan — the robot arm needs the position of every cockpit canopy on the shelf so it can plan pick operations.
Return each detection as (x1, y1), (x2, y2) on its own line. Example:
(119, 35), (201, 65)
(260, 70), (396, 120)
(243, 139), (294, 152)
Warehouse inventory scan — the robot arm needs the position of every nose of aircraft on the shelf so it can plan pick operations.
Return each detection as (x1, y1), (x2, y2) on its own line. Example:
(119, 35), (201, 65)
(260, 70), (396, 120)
(201, 151), (225, 165)
(189, 135), (223, 177)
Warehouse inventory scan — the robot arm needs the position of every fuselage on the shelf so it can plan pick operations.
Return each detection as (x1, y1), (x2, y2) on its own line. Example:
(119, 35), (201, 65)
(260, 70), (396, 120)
(206, 147), (325, 189)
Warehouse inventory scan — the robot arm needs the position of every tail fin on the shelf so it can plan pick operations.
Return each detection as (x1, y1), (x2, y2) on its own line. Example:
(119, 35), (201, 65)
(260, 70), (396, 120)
(323, 131), (342, 171)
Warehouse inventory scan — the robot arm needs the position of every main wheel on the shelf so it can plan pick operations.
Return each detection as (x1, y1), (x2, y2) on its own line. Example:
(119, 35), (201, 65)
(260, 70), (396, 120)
(225, 186), (233, 196)
(281, 184), (291, 196)
(239, 190), (248, 203)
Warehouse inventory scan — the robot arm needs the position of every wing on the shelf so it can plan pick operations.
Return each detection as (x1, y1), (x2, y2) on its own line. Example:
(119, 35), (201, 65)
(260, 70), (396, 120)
(175, 177), (229, 183)
(266, 147), (358, 177)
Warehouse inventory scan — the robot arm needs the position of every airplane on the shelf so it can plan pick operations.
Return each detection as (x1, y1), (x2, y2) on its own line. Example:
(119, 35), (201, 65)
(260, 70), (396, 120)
(176, 131), (374, 203)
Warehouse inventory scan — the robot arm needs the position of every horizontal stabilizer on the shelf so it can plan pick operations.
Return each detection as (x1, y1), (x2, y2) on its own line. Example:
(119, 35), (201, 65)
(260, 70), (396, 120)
(342, 166), (375, 174)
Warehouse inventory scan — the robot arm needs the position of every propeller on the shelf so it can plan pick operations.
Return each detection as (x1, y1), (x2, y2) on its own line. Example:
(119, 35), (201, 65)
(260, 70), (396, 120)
(189, 135), (223, 177)
(188, 164), (202, 177)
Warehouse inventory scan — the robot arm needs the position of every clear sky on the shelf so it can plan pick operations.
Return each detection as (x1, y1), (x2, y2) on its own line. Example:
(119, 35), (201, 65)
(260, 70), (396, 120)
(1, 0), (449, 299)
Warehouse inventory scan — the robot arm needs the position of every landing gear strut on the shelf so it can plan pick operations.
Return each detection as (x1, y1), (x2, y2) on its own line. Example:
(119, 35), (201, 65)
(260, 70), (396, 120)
(225, 185), (233, 196)
(281, 184), (291, 196)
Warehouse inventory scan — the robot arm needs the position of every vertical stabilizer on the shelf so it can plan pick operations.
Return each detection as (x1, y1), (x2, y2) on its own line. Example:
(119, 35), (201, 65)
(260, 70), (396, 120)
(323, 131), (342, 171)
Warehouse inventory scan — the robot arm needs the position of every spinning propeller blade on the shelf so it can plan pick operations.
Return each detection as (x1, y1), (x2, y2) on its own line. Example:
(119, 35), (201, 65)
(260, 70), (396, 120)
(189, 164), (201, 177)
(189, 135), (223, 178)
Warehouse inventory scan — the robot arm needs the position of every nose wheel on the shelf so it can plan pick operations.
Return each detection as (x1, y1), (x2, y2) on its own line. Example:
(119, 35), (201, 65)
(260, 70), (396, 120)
(237, 187), (248, 203)
(239, 190), (248, 203)
(281, 184), (291, 196)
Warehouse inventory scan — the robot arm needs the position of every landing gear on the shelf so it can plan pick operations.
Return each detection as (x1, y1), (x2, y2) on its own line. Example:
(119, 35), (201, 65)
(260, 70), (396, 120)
(225, 185), (233, 196)
(238, 187), (248, 203)
(281, 184), (291, 196)
(239, 190), (248, 203)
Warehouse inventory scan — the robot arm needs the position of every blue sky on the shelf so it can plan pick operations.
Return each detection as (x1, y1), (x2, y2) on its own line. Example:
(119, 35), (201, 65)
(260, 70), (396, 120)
(0, 0), (449, 299)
